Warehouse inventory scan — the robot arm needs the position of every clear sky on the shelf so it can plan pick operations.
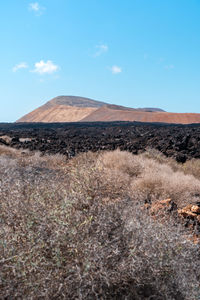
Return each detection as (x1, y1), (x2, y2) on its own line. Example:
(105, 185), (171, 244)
(1, 0), (200, 122)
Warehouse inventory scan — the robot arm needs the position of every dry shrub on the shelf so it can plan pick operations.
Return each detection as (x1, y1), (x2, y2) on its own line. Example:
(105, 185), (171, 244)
(98, 148), (143, 178)
(131, 156), (200, 208)
(68, 150), (143, 204)
(93, 149), (200, 209)
(0, 145), (27, 158)
(17, 151), (66, 170)
(0, 145), (66, 169)
(182, 159), (200, 180)
(141, 148), (200, 180)
(0, 148), (200, 299)
(140, 148), (180, 171)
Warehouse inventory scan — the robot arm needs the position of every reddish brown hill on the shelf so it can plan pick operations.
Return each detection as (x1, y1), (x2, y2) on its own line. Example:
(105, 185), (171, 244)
(17, 96), (104, 122)
(17, 105), (97, 123)
(17, 96), (200, 124)
(82, 106), (200, 124)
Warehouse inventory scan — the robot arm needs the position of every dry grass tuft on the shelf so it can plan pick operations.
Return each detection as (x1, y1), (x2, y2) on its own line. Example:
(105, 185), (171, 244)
(183, 159), (200, 179)
(98, 148), (143, 178)
(0, 145), (27, 158)
(142, 147), (200, 180)
(131, 157), (200, 208)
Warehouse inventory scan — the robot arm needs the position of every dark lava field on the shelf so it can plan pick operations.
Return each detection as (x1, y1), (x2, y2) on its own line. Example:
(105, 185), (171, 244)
(1, 121), (200, 162)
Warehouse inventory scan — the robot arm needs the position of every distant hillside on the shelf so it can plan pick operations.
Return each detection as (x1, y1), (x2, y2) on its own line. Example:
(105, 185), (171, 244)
(82, 106), (200, 124)
(17, 95), (200, 124)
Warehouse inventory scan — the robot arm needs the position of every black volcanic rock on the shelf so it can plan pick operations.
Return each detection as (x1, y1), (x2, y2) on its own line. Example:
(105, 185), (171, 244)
(1, 122), (200, 162)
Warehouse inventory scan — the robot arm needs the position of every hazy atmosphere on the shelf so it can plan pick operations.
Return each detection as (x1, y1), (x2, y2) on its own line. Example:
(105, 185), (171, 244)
(1, 0), (200, 122)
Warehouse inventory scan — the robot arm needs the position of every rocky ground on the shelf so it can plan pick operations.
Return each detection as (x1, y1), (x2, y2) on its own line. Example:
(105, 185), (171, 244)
(1, 121), (200, 162)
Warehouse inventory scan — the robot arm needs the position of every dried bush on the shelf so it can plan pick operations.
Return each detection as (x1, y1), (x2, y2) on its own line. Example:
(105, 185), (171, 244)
(131, 157), (200, 208)
(0, 149), (200, 299)
(0, 145), (26, 158)
(183, 159), (200, 180)
(141, 147), (200, 180)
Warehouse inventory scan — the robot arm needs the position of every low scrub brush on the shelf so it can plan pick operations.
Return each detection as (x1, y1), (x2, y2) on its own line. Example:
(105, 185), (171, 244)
(0, 149), (200, 299)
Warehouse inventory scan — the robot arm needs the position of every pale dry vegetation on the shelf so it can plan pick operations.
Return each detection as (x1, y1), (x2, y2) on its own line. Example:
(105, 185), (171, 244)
(0, 144), (27, 158)
(0, 146), (200, 299)
(142, 147), (200, 180)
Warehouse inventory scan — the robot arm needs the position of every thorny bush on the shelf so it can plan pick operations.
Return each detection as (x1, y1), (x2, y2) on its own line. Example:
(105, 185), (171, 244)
(0, 147), (200, 299)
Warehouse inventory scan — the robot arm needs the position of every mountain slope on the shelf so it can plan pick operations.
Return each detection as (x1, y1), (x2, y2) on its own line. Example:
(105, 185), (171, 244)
(17, 96), (107, 122)
(17, 105), (97, 123)
(82, 106), (200, 124)
(17, 95), (200, 124)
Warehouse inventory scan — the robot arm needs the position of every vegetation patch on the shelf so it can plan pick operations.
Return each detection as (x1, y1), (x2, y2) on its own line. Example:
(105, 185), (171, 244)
(0, 147), (200, 299)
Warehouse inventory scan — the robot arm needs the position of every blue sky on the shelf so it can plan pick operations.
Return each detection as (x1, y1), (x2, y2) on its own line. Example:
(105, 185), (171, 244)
(1, 0), (200, 121)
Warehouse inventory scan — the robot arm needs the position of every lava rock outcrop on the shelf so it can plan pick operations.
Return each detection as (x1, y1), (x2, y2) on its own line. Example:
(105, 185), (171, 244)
(1, 122), (200, 162)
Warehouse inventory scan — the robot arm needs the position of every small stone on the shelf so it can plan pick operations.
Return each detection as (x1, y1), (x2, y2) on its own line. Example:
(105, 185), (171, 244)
(191, 205), (200, 214)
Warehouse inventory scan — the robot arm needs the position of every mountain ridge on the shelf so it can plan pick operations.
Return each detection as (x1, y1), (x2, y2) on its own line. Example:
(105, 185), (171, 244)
(44, 96), (108, 108)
